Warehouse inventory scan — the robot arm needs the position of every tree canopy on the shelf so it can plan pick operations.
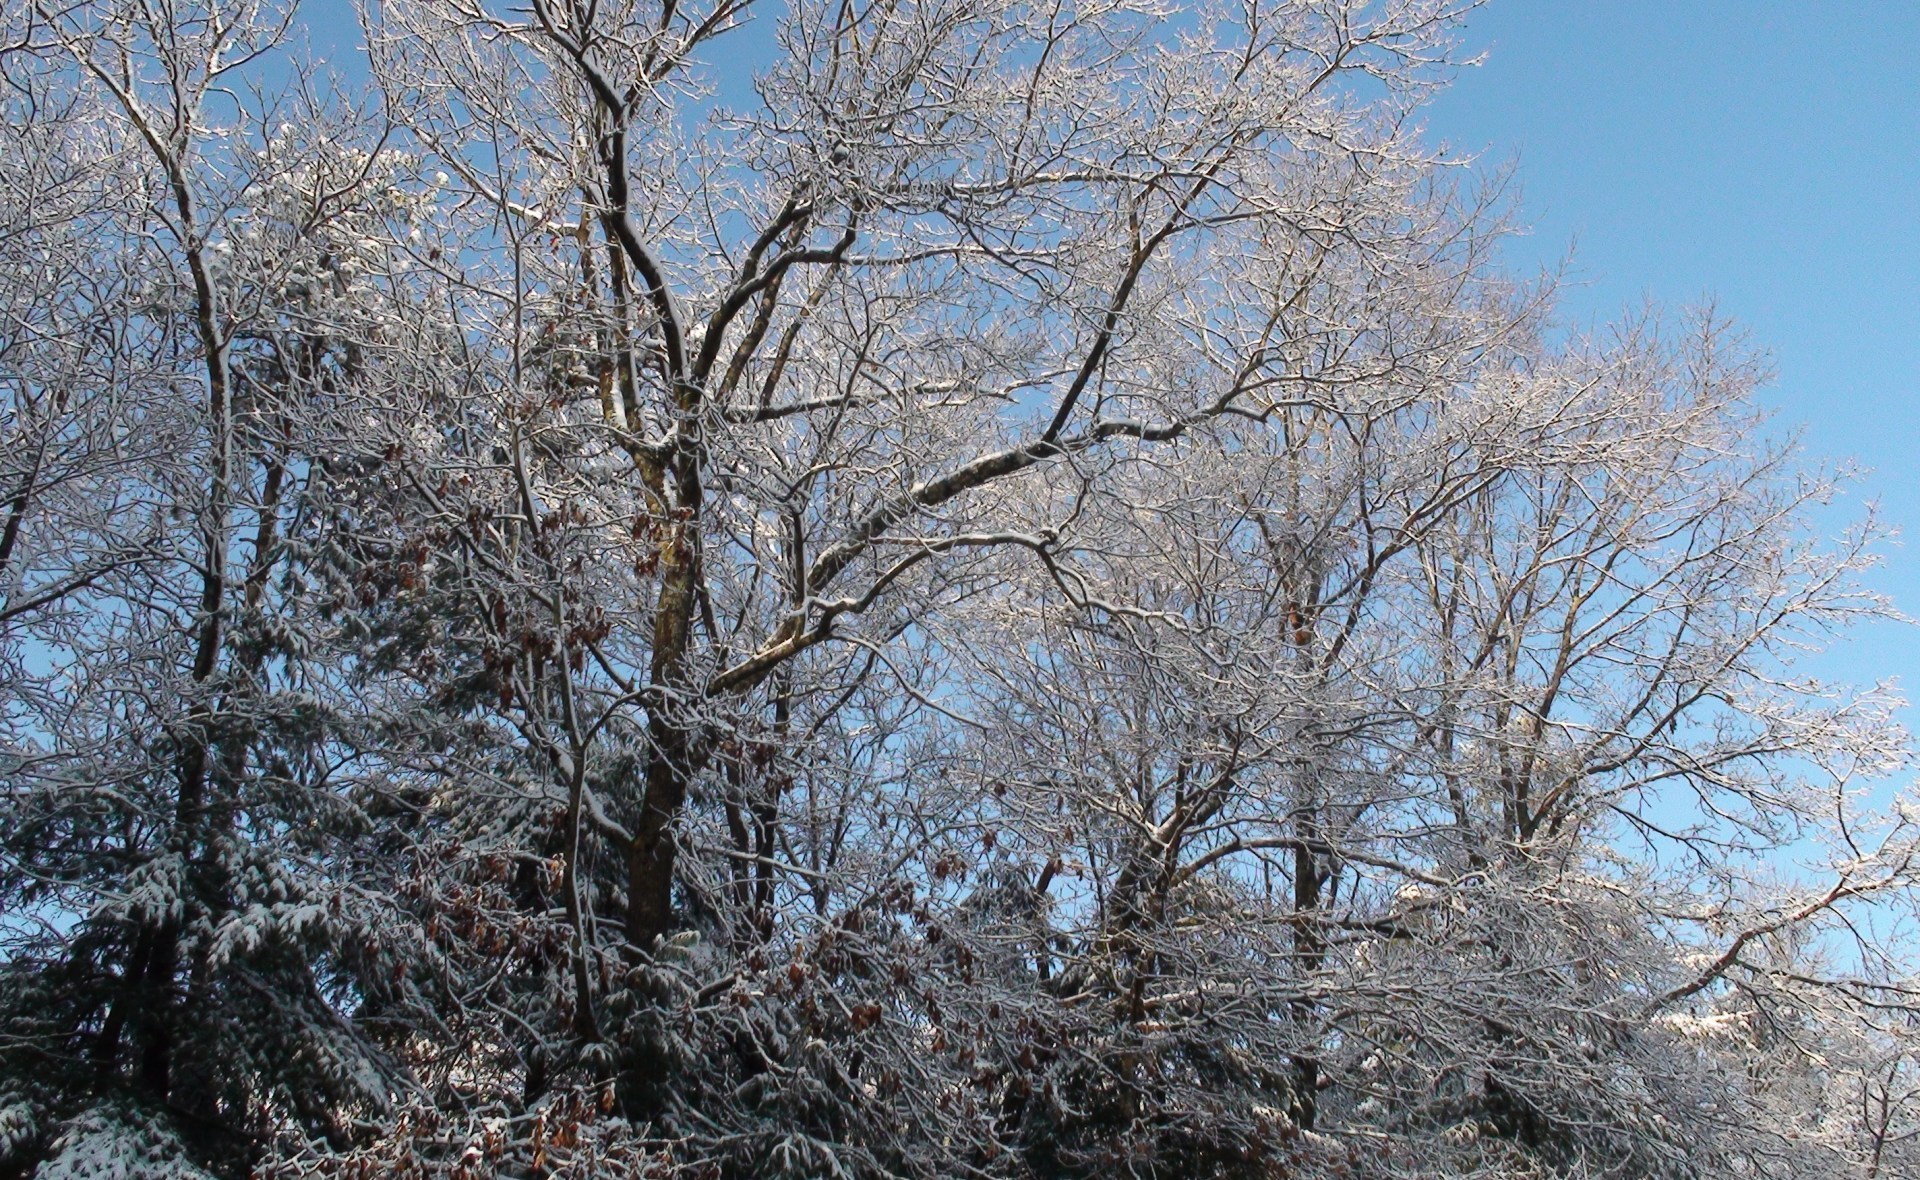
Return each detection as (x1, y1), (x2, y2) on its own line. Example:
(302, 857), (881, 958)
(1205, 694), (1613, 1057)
(2, 1), (1918, 1177)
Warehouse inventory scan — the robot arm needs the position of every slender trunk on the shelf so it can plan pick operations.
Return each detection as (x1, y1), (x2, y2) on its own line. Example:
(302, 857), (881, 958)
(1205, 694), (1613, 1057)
(1290, 819), (1325, 1131)
(563, 760), (603, 1046)
(551, 632), (603, 1048)
(566, 63), (709, 956)
(0, 434), (49, 579)
(122, 137), (234, 1101)
(627, 508), (701, 951)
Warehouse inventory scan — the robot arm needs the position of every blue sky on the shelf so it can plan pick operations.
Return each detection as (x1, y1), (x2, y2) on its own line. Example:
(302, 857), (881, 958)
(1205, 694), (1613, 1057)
(1427, 1), (1920, 715)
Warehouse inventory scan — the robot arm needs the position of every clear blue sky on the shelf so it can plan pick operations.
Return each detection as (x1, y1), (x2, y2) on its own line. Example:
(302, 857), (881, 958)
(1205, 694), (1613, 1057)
(1428, 1), (1920, 714)
(302, 0), (1920, 711)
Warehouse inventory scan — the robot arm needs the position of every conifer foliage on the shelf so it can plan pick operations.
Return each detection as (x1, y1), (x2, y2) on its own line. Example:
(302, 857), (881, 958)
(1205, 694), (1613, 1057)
(3, 1), (1919, 1176)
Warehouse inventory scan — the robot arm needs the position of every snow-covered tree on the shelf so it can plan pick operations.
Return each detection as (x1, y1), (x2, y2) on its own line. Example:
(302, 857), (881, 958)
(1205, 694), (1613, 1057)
(3, 1), (1918, 1177)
